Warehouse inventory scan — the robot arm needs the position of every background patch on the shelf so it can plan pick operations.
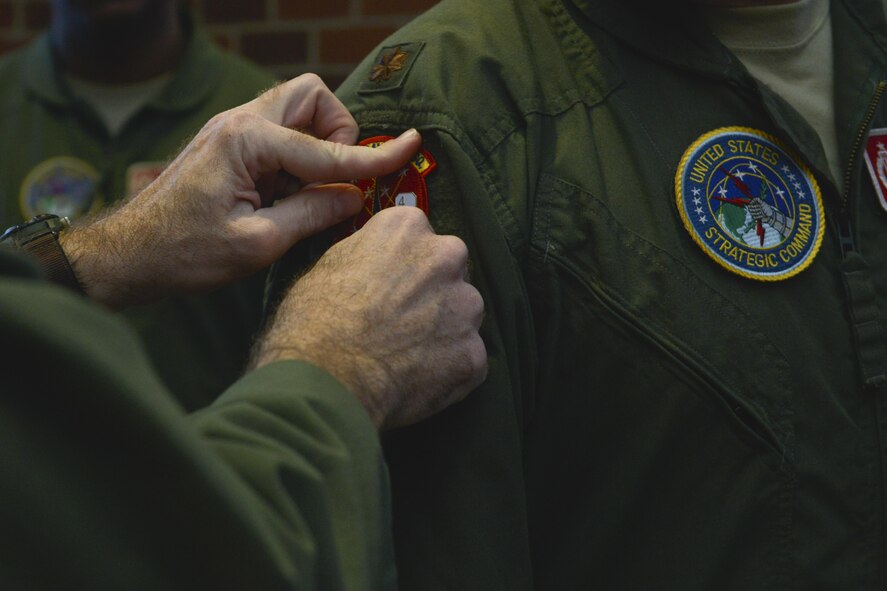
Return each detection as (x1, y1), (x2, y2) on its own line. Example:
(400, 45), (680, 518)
(19, 156), (101, 220)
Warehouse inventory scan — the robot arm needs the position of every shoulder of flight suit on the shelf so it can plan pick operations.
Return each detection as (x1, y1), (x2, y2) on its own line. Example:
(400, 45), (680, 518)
(337, 0), (622, 257)
(341, 0), (615, 157)
(0, 248), (395, 590)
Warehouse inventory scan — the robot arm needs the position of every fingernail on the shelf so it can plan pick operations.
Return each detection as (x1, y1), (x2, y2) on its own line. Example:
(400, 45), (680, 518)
(398, 128), (420, 141)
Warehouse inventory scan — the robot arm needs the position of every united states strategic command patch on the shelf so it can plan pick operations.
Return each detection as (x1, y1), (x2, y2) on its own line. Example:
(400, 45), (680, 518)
(333, 135), (436, 242)
(675, 127), (825, 281)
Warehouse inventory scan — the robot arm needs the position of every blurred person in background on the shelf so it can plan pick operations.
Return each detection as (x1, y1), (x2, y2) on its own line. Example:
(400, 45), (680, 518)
(0, 0), (277, 409)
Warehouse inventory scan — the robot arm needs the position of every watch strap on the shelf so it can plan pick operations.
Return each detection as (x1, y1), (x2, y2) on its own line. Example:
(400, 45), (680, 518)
(1, 214), (83, 294)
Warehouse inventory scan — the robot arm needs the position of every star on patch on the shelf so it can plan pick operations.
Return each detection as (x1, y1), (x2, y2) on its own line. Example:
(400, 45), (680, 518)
(370, 47), (409, 83)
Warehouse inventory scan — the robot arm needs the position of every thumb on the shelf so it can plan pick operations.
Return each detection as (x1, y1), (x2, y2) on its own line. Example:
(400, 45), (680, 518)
(256, 182), (363, 247)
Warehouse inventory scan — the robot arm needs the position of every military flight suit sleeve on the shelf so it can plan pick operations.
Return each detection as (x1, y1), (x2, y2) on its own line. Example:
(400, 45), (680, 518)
(0, 249), (396, 591)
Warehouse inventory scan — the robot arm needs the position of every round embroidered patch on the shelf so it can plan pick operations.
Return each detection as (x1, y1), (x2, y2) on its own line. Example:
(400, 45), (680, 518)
(19, 156), (101, 220)
(675, 127), (825, 281)
(334, 135), (436, 242)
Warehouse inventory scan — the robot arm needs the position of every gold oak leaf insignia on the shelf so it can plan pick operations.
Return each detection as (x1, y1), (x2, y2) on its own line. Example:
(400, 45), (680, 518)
(370, 47), (409, 83)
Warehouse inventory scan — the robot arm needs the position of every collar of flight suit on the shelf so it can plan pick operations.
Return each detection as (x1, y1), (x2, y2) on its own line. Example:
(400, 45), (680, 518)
(557, 0), (887, 186)
(831, 0), (887, 167)
(22, 11), (224, 115)
(556, 0), (738, 80)
(560, 0), (887, 81)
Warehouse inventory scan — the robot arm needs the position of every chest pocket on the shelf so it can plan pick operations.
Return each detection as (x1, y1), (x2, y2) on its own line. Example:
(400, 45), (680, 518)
(529, 172), (795, 456)
(524, 172), (797, 587)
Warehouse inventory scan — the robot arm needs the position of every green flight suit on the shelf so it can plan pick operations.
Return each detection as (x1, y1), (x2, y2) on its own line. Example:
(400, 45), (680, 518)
(0, 246), (396, 590)
(0, 19), (277, 410)
(269, 0), (887, 588)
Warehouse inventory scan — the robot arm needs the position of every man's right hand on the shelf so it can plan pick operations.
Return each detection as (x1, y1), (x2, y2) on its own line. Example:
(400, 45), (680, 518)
(253, 206), (487, 430)
(59, 74), (421, 310)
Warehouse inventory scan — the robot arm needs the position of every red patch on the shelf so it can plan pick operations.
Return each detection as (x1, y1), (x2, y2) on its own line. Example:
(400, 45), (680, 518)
(863, 128), (887, 213)
(333, 135), (436, 242)
(126, 162), (165, 198)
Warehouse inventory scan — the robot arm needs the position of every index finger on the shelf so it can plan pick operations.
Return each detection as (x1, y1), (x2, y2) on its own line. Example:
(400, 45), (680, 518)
(247, 122), (423, 183)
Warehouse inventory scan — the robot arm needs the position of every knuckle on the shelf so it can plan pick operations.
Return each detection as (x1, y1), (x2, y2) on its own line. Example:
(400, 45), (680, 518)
(392, 204), (427, 224)
(434, 234), (469, 268)
(467, 336), (489, 384)
(296, 72), (325, 89)
(316, 140), (346, 179)
(298, 202), (323, 233)
(206, 111), (228, 129)
(466, 285), (485, 319)
(374, 204), (427, 230)
(217, 109), (256, 138)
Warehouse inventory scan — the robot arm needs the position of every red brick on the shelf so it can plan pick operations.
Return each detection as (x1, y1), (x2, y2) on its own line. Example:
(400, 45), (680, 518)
(0, 2), (13, 28)
(266, 67), (344, 91)
(241, 30), (307, 66)
(320, 26), (396, 64)
(211, 32), (234, 51)
(279, 0), (349, 20)
(24, 1), (51, 29)
(363, 0), (438, 16)
(202, 0), (265, 24)
(318, 71), (348, 91)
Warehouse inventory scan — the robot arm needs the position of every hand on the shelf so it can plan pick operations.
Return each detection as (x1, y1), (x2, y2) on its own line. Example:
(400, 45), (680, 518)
(60, 74), (422, 309)
(253, 206), (488, 430)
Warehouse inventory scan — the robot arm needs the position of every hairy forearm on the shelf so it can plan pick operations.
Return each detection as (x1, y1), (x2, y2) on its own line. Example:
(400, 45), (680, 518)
(59, 205), (163, 310)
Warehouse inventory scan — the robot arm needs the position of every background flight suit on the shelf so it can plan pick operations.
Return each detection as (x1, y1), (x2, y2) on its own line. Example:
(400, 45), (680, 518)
(0, 18), (276, 410)
(0, 246), (396, 590)
(270, 0), (887, 588)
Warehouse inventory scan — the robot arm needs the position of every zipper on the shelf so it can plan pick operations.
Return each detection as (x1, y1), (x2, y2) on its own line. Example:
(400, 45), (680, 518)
(549, 255), (785, 457)
(838, 77), (887, 587)
(838, 80), (886, 256)
(875, 391), (887, 589)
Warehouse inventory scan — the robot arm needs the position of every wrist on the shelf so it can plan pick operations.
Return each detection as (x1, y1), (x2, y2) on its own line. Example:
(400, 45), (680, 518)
(59, 215), (147, 309)
(252, 337), (391, 430)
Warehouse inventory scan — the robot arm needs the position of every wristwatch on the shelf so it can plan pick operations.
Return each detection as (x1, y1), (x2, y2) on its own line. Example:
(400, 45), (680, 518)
(0, 213), (83, 294)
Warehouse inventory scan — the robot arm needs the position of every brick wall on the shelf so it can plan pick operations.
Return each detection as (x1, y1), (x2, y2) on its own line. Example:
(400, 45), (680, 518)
(0, 0), (440, 88)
